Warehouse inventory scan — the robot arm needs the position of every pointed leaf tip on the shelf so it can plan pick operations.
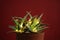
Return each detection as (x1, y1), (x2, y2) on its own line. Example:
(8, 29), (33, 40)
(26, 11), (33, 19)
(38, 13), (44, 19)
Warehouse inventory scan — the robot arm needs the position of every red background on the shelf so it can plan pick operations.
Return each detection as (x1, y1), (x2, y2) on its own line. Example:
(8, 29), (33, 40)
(0, 0), (60, 40)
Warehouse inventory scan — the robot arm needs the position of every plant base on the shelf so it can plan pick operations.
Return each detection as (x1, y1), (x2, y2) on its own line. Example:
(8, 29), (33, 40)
(16, 32), (44, 40)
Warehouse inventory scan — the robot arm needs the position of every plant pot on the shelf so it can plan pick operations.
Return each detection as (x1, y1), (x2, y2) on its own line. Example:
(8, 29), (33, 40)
(16, 32), (44, 40)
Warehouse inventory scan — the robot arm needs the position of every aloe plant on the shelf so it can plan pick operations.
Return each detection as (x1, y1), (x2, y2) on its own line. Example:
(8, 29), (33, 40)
(9, 11), (47, 33)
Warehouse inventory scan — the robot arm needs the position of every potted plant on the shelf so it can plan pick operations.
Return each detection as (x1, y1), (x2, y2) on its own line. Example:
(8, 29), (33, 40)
(9, 11), (47, 40)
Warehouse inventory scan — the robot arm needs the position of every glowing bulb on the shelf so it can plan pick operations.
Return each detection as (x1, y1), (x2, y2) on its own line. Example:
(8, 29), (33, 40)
(33, 28), (37, 32)
(19, 30), (24, 33)
(16, 30), (18, 32)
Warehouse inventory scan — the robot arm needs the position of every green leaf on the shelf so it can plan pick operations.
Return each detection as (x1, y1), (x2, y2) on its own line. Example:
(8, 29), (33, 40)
(23, 13), (29, 20)
(9, 25), (16, 30)
(26, 11), (33, 19)
(13, 19), (19, 25)
(38, 13), (43, 20)
(40, 24), (48, 27)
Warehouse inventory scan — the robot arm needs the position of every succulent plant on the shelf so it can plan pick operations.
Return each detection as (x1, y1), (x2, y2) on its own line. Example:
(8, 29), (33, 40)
(9, 11), (47, 33)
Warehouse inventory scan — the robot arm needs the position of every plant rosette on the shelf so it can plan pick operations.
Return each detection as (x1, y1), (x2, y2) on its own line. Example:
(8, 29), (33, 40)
(9, 11), (47, 33)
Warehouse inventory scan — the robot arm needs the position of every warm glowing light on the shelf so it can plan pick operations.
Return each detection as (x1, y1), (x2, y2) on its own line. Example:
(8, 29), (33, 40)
(33, 28), (37, 32)
(16, 30), (18, 32)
